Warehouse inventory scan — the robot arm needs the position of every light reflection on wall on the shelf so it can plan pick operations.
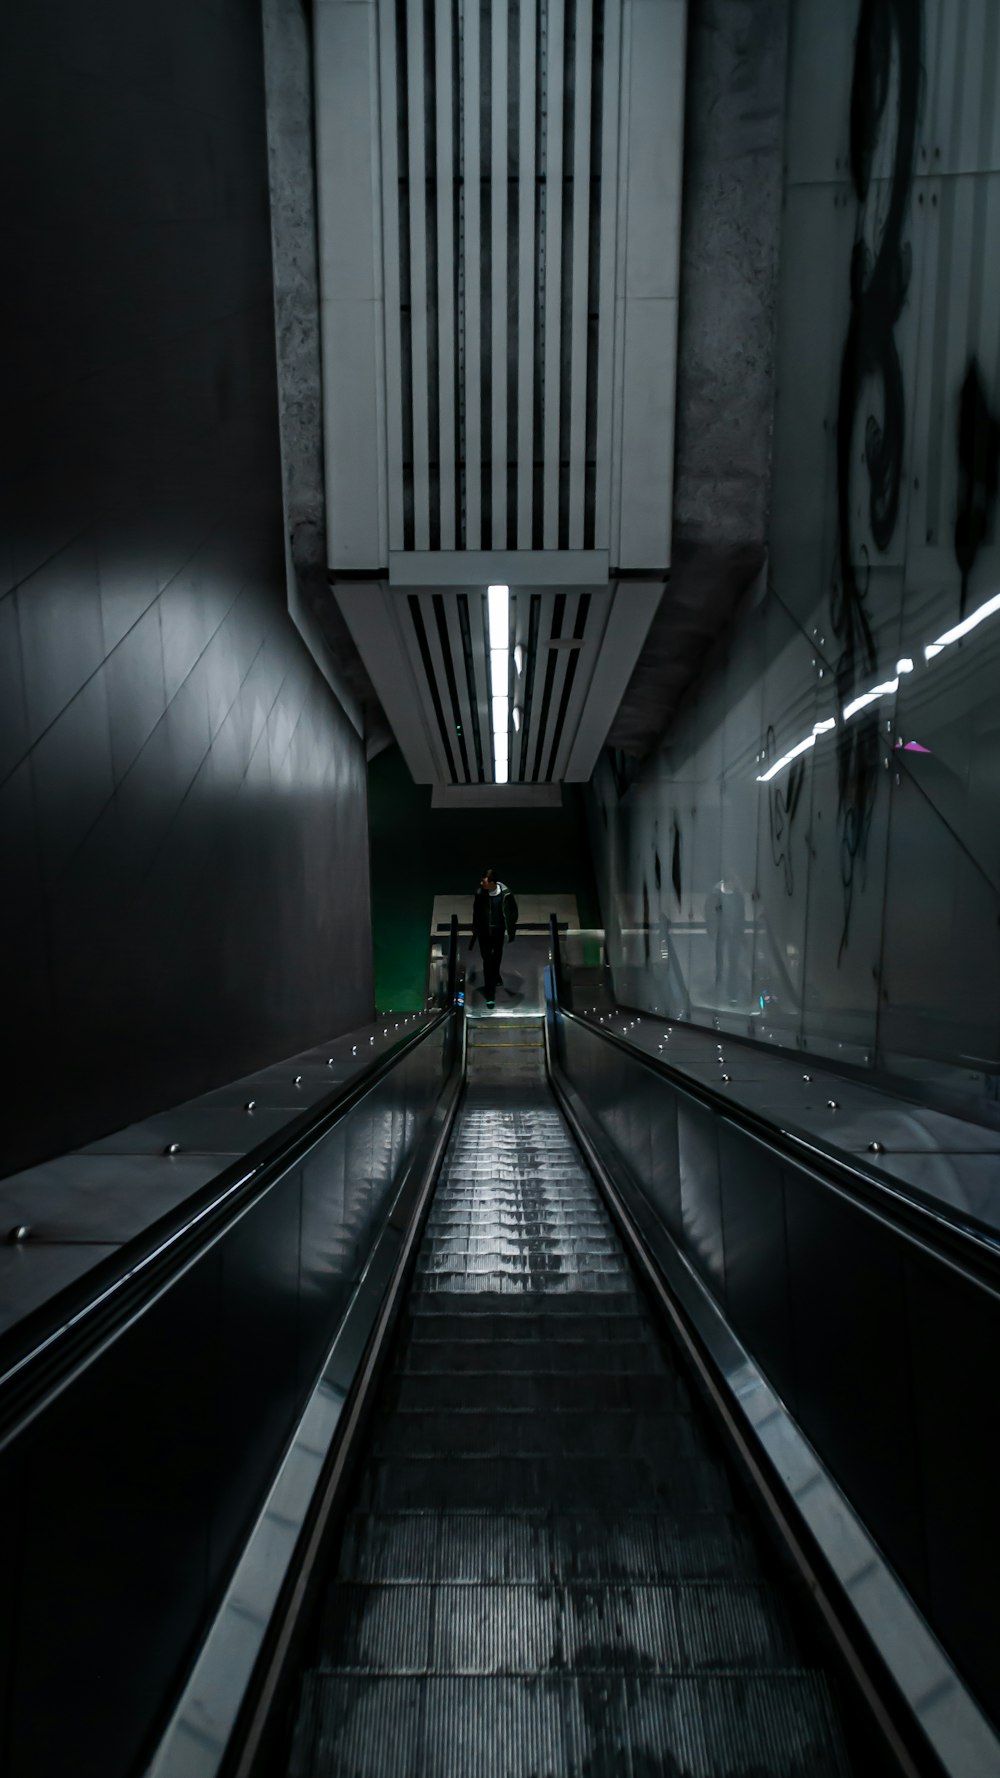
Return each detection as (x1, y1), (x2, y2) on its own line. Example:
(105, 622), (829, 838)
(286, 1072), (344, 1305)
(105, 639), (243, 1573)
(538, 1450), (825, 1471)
(588, 0), (1000, 1109)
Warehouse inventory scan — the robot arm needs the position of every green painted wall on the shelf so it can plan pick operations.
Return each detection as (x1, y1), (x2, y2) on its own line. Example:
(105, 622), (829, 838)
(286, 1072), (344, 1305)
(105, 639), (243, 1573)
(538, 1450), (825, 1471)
(368, 747), (601, 1010)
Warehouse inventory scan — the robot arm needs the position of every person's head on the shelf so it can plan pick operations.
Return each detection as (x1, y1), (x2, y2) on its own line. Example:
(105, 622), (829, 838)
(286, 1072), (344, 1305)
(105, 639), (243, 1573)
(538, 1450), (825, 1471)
(481, 867), (497, 891)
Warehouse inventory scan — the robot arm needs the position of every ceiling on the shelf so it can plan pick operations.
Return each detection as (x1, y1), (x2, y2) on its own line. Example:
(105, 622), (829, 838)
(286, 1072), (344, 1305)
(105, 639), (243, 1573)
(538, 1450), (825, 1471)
(334, 576), (662, 794)
(315, 0), (685, 793)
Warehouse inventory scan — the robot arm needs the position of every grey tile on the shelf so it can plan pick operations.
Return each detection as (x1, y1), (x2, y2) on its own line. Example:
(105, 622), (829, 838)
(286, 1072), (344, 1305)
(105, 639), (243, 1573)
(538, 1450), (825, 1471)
(15, 538), (105, 740)
(97, 512), (162, 652)
(29, 670), (114, 883)
(0, 590), (29, 781)
(104, 596), (167, 783)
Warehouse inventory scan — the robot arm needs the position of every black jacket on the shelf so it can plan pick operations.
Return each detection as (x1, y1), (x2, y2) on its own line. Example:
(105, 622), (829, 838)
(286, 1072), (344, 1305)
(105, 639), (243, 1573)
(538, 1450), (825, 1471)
(471, 882), (518, 950)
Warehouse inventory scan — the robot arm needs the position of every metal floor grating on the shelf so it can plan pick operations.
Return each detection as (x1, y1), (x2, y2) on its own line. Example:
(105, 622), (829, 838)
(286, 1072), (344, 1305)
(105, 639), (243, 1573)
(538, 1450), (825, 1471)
(288, 1028), (853, 1777)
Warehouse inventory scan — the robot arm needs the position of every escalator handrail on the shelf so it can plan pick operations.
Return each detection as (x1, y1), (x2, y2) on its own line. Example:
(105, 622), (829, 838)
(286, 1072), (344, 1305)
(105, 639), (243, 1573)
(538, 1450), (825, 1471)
(548, 917), (1000, 1298)
(0, 958), (459, 1450)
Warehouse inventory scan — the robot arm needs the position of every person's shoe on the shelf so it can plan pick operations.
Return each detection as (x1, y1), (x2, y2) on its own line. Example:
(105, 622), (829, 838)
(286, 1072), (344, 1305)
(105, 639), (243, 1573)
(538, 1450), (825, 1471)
(486, 999), (495, 1009)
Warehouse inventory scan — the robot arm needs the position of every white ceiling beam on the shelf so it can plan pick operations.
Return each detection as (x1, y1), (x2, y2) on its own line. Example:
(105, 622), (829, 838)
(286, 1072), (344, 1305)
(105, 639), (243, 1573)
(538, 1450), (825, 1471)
(388, 548), (609, 585)
(562, 579), (663, 779)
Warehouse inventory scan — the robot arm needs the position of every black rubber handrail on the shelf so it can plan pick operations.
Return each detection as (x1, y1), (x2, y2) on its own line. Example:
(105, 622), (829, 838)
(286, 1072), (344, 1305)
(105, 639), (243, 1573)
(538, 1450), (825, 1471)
(548, 916), (1000, 1298)
(0, 949), (459, 1450)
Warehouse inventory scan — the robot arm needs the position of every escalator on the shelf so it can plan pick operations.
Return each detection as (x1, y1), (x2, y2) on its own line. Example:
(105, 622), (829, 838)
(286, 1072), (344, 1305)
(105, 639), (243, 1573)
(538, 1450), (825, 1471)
(6, 929), (994, 1778)
(286, 1019), (854, 1776)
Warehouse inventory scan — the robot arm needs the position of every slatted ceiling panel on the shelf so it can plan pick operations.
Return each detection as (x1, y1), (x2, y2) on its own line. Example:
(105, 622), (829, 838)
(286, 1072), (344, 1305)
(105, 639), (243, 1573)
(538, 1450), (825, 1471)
(418, 591), (465, 776)
(491, 0), (507, 549)
(432, 593), (476, 777)
(406, 595), (458, 779)
(435, 3), (457, 550)
(517, 591), (544, 780)
(568, 0), (593, 548)
(443, 594), (482, 778)
(406, 0), (430, 549)
(549, 591), (592, 776)
(538, 595), (576, 778)
(468, 589), (494, 778)
(606, 0), (628, 562)
(594, 0), (621, 551)
(380, 0), (615, 560)
(462, 0), (482, 549)
(516, 0), (537, 549)
(379, 0), (405, 552)
(542, 0), (566, 551)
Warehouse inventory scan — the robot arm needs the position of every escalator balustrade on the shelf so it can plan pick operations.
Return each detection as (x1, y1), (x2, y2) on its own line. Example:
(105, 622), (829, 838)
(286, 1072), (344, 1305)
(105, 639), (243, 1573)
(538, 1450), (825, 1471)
(288, 1019), (853, 1776)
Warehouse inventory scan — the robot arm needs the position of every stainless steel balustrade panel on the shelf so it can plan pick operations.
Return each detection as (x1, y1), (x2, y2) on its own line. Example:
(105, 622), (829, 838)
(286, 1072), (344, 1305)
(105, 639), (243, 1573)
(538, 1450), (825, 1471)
(553, 1008), (1000, 1746)
(0, 1019), (455, 1778)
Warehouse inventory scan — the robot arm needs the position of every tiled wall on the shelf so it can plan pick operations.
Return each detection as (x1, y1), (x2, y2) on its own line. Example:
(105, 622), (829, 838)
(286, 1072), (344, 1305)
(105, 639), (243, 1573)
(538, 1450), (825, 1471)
(1, 0), (373, 1175)
(589, 0), (1000, 1112)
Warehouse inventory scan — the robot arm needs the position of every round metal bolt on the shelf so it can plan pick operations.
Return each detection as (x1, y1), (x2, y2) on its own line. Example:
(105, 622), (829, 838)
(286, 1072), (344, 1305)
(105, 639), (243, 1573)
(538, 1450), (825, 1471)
(327, 1057), (336, 1066)
(352, 1045), (357, 1056)
(245, 1100), (256, 1112)
(802, 1074), (812, 1082)
(721, 1074), (731, 1083)
(293, 1075), (303, 1086)
(8, 1225), (31, 1244)
(383, 1028), (388, 1036)
(868, 1140), (885, 1154)
(369, 1036), (375, 1045)
(827, 1100), (840, 1111)
(165, 1142), (181, 1156)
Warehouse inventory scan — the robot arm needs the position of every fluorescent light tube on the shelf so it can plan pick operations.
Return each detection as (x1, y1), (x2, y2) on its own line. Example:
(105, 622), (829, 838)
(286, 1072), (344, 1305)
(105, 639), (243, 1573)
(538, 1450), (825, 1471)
(756, 733), (816, 783)
(488, 584), (509, 649)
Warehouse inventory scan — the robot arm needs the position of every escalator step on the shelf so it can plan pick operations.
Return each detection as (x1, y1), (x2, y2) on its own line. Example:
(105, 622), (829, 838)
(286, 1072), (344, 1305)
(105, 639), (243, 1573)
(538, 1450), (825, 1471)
(318, 1580), (800, 1674)
(383, 1368), (687, 1413)
(401, 1304), (651, 1335)
(356, 1453), (733, 1513)
(369, 1408), (709, 1463)
(290, 1671), (851, 1778)
(337, 1510), (761, 1584)
(400, 1339), (664, 1374)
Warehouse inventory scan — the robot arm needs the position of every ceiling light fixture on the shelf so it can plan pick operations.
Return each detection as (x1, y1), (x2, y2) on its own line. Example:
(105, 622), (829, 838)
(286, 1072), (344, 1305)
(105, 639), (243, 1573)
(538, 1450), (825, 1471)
(487, 585), (510, 782)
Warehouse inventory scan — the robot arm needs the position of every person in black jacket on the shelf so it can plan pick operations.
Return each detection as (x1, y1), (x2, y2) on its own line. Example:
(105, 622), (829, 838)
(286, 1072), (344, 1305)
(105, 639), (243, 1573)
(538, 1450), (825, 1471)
(470, 868), (518, 1008)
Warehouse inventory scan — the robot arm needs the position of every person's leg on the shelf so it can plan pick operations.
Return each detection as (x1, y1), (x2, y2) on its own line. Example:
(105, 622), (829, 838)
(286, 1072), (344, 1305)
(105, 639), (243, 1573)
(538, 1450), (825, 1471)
(483, 938), (500, 1002)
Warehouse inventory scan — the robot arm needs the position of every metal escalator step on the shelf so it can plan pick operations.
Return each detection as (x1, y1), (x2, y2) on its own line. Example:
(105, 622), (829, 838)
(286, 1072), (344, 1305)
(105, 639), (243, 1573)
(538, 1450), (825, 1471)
(422, 1234), (621, 1258)
(356, 1454), (733, 1514)
(384, 1369), (687, 1414)
(624, 1670), (853, 1776)
(290, 1672), (851, 1778)
(400, 1339), (665, 1375)
(402, 1302), (650, 1333)
(370, 1408), (708, 1463)
(338, 1511), (761, 1585)
(318, 1579), (800, 1676)
(412, 1271), (635, 1295)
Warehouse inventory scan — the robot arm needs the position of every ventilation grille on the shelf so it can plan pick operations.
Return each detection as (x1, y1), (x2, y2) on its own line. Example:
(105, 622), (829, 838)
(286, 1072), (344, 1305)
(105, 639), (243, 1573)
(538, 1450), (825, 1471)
(381, 0), (615, 555)
(404, 589), (598, 781)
